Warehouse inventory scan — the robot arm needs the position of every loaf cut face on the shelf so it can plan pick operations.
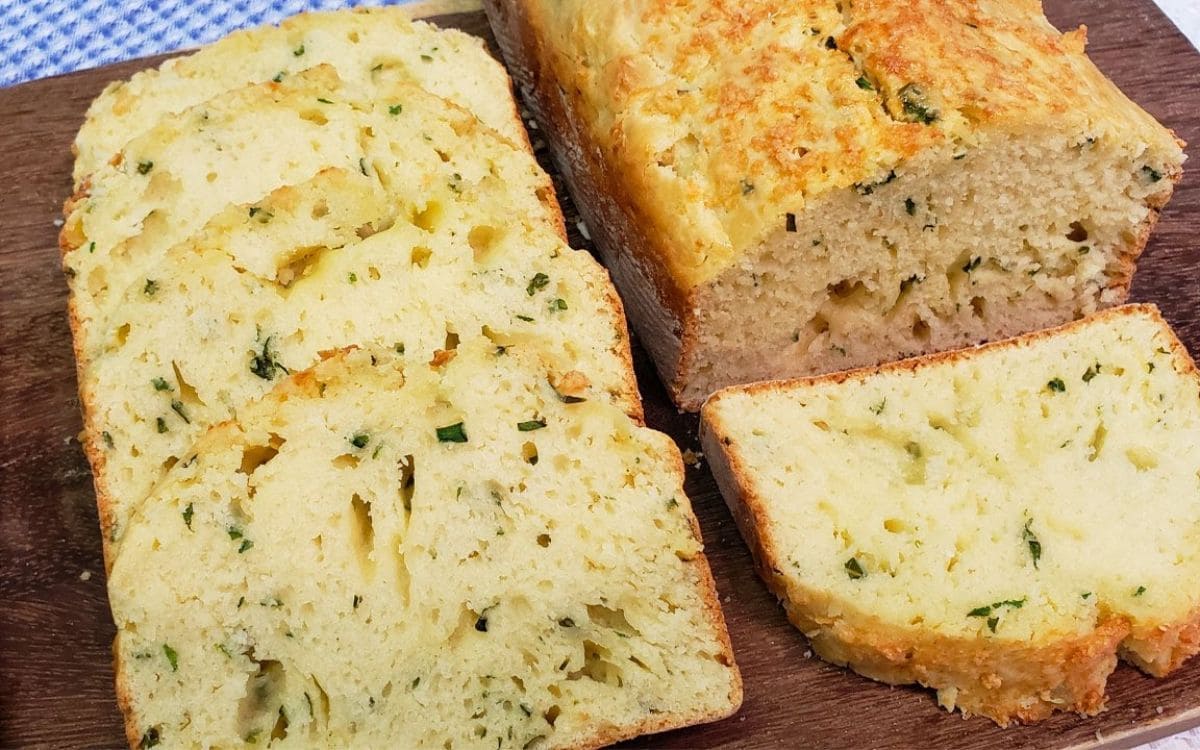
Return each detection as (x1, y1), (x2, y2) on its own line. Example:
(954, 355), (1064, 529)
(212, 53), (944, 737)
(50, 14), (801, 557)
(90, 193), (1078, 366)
(72, 6), (524, 185)
(61, 68), (559, 361)
(486, 0), (1186, 409)
(701, 304), (1200, 724)
(108, 344), (740, 749)
(83, 162), (635, 546)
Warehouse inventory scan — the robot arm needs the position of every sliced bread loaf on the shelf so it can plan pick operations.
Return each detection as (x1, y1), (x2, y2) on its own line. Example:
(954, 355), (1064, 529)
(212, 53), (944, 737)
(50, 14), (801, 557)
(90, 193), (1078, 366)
(62, 68), (560, 361)
(83, 162), (634, 547)
(486, 0), (1185, 409)
(107, 343), (741, 749)
(700, 304), (1200, 724)
(72, 6), (524, 185)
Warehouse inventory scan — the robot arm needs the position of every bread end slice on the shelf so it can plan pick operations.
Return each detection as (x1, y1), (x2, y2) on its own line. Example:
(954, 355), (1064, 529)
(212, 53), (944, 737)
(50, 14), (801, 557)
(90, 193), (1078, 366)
(702, 304), (1200, 724)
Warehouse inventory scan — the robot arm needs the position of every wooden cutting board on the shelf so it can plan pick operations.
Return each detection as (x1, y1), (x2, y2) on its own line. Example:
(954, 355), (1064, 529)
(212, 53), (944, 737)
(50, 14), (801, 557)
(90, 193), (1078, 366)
(1, 2), (1197, 748)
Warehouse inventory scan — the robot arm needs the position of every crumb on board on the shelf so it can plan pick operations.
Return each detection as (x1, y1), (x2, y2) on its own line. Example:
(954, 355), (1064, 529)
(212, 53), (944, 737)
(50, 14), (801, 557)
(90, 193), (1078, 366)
(53, 218), (64, 228)
(681, 448), (704, 467)
(80, 570), (92, 581)
(576, 220), (591, 241)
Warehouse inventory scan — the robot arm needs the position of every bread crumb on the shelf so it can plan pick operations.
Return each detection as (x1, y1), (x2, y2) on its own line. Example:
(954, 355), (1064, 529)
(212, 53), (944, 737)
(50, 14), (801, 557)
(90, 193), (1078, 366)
(80, 570), (92, 581)
(723, 595), (731, 603)
(526, 119), (539, 131)
(576, 220), (591, 241)
(1156, 706), (1165, 714)
(53, 218), (64, 228)
(804, 649), (813, 659)
(681, 448), (703, 467)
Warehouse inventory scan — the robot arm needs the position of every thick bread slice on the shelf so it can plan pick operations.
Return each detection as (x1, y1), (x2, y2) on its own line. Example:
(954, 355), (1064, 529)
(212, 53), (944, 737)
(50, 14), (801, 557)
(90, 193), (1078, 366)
(72, 6), (525, 184)
(108, 343), (741, 749)
(84, 163), (636, 549)
(700, 304), (1200, 724)
(61, 67), (560, 361)
(485, 0), (1185, 410)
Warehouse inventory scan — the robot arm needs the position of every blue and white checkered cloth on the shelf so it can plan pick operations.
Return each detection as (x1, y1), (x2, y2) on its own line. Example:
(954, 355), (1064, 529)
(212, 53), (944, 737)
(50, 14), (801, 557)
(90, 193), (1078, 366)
(0, 0), (413, 88)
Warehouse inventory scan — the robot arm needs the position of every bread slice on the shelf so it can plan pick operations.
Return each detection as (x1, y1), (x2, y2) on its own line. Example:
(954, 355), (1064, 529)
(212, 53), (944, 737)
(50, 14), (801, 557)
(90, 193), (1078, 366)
(107, 343), (741, 749)
(485, 0), (1186, 410)
(61, 67), (561, 361)
(700, 304), (1200, 724)
(72, 6), (525, 185)
(83, 162), (636, 549)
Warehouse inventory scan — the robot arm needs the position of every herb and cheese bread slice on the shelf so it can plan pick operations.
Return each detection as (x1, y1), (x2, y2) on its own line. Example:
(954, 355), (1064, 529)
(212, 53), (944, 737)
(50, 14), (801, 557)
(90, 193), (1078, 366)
(701, 304), (1200, 725)
(62, 67), (560, 360)
(487, 0), (1185, 410)
(83, 162), (635, 548)
(73, 6), (525, 185)
(107, 343), (741, 749)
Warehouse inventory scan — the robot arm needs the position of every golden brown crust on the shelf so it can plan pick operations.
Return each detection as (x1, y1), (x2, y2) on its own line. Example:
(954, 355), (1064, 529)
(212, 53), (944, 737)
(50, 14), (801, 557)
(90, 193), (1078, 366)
(701, 304), (1200, 725)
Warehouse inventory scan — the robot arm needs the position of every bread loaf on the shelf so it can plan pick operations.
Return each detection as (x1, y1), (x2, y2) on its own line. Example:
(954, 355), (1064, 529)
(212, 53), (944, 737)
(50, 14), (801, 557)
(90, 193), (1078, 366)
(72, 6), (525, 185)
(108, 343), (741, 749)
(700, 304), (1200, 724)
(485, 0), (1185, 410)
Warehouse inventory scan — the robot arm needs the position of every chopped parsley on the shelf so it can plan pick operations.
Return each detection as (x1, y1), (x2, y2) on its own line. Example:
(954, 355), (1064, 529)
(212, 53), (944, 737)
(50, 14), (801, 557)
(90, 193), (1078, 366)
(238, 539), (254, 554)
(293, 44), (305, 56)
(1078, 245), (1091, 255)
(550, 298), (568, 311)
(163, 644), (178, 672)
(420, 53), (433, 62)
(1022, 518), (1041, 568)
(102, 431), (114, 448)
(182, 503), (193, 530)
(898, 83), (938, 124)
(904, 197), (916, 215)
(558, 617), (575, 628)
(516, 314), (534, 322)
(844, 557), (866, 579)
(143, 279), (159, 297)
(517, 419), (546, 432)
(962, 256), (982, 273)
(136, 161), (154, 175)
(272, 71), (285, 83)
(1135, 585), (1147, 597)
(249, 336), (287, 380)
(1047, 378), (1066, 393)
(1082, 363), (1101, 383)
(227, 527), (243, 541)
(967, 598), (1025, 632)
(388, 104), (403, 115)
(740, 178), (755, 195)
(353, 595), (362, 609)
(316, 97), (334, 104)
(140, 728), (161, 748)
(855, 75), (873, 91)
(1142, 166), (1162, 183)
(870, 398), (887, 415)
(358, 157), (369, 176)
(436, 422), (468, 443)
(350, 433), (370, 449)
(348, 271), (358, 283)
(526, 272), (550, 296)
(151, 377), (172, 392)
(170, 400), (190, 424)
(156, 417), (168, 434)
(854, 170), (896, 195)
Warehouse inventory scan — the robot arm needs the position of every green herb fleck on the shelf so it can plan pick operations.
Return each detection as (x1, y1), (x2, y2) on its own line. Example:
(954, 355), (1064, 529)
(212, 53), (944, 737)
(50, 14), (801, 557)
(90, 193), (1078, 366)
(238, 539), (253, 554)
(1082, 363), (1101, 383)
(516, 314), (534, 322)
(870, 399), (886, 415)
(740, 178), (755, 195)
(140, 728), (161, 748)
(237, 596), (245, 608)
(986, 616), (999, 633)
(518, 419), (546, 432)
(526, 272), (550, 296)
(1142, 166), (1162, 183)
(136, 161), (154, 175)
(420, 53), (433, 62)
(962, 256), (982, 273)
(905, 197), (916, 215)
(293, 44), (305, 56)
(905, 441), (922, 459)
(170, 400), (190, 424)
(1047, 378), (1066, 393)
(967, 605), (992, 617)
(1082, 592), (1092, 599)
(249, 336), (287, 380)
(143, 279), (159, 296)
(855, 75), (873, 91)
(844, 557), (866, 580)
(151, 377), (171, 392)
(358, 157), (369, 176)
(437, 422), (468, 443)
(272, 71), (285, 82)
(1135, 585), (1147, 597)
(316, 97), (333, 104)
(388, 104), (403, 115)
(182, 503), (193, 530)
(475, 616), (488, 632)
(1023, 518), (1041, 568)
(558, 617), (575, 628)
(854, 170), (896, 195)
(1078, 245), (1090, 255)
(87, 241), (96, 254)
(156, 417), (168, 434)
(350, 433), (370, 449)
(898, 83), (938, 124)
(353, 594), (362, 609)
(102, 431), (114, 448)
(348, 271), (358, 283)
(163, 644), (178, 672)
(550, 298), (567, 311)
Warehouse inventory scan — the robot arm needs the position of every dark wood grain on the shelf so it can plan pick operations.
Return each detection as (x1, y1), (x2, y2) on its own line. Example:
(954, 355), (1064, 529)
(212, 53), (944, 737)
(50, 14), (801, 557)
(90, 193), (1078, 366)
(0, 3), (1196, 749)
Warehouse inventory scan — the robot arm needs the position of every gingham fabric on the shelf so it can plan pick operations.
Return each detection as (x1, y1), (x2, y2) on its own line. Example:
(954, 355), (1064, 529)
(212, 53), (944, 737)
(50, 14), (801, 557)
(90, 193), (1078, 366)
(0, 0), (410, 88)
